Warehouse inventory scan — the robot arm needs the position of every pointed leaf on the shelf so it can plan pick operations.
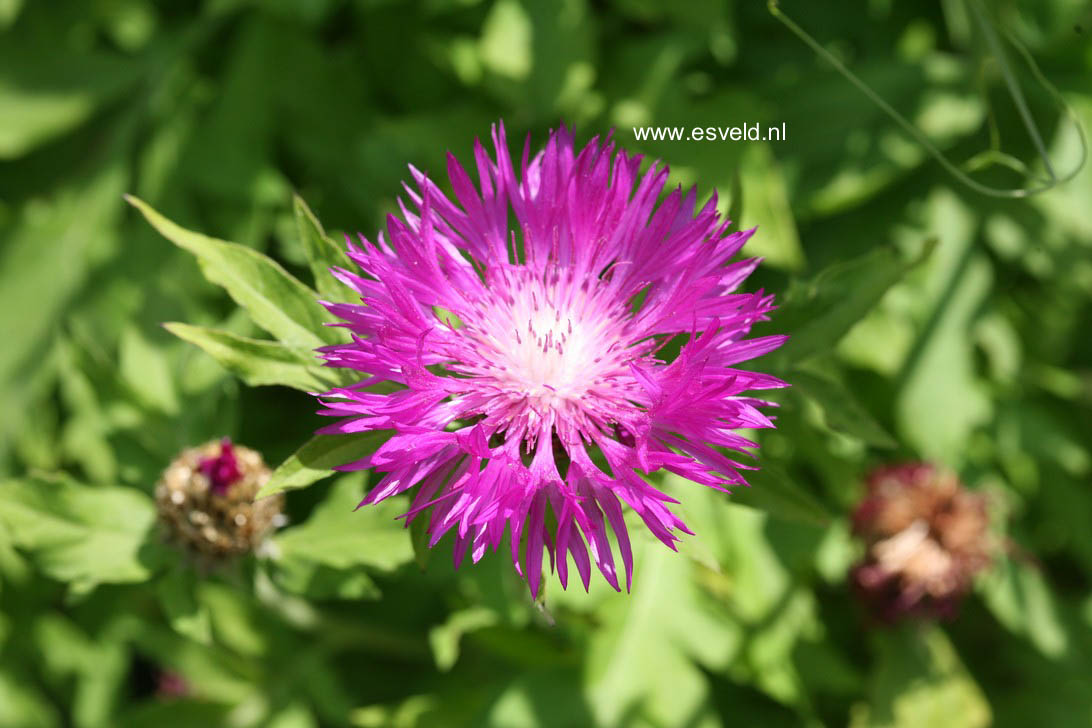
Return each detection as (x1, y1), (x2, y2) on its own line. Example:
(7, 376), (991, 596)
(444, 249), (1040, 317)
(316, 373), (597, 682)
(772, 240), (936, 365)
(791, 368), (897, 448)
(294, 194), (352, 302)
(256, 431), (389, 499)
(125, 195), (338, 347)
(164, 322), (344, 393)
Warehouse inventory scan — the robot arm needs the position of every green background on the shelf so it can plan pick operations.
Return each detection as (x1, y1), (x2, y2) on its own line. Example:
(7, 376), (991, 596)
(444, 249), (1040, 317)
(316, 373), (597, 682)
(1, 1), (1091, 726)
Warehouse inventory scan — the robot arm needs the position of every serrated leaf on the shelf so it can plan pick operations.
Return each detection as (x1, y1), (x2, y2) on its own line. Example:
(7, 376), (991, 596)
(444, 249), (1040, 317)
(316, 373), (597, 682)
(257, 431), (388, 499)
(294, 194), (351, 302)
(772, 240), (935, 366)
(125, 195), (338, 348)
(791, 368), (897, 448)
(164, 322), (342, 393)
(275, 474), (414, 573)
(0, 475), (168, 593)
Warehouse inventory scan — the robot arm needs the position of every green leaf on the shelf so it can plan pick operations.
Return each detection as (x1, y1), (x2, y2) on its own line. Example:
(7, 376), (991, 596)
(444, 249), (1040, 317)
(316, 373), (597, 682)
(119, 325), (180, 415)
(0, 670), (60, 728)
(790, 368), (897, 448)
(0, 36), (143, 158)
(32, 614), (128, 728)
(293, 194), (351, 302)
(157, 565), (213, 645)
(257, 431), (388, 499)
(479, 0), (533, 80)
(852, 626), (991, 728)
(979, 556), (1067, 658)
(274, 474), (414, 573)
(198, 582), (272, 658)
(772, 240), (936, 366)
(125, 195), (339, 348)
(729, 462), (832, 527)
(273, 558), (382, 601)
(895, 250), (993, 463)
(738, 142), (805, 271)
(118, 701), (232, 728)
(164, 322), (342, 393)
(409, 513), (432, 570)
(0, 475), (168, 594)
(0, 0), (24, 29)
(428, 607), (500, 671)
(585, 545), (731, 727)
(0, 153), (126, 468)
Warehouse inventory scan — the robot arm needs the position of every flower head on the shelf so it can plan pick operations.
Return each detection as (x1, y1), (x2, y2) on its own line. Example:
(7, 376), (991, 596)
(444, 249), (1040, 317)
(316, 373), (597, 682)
(317, 124), (786, 596)
(156, 438), (283, 562)
(851, 463), (993, 622)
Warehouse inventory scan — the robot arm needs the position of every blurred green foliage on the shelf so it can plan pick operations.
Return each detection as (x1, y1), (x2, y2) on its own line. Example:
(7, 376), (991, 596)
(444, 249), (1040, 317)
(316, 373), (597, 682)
(2, 0), (1092, 726)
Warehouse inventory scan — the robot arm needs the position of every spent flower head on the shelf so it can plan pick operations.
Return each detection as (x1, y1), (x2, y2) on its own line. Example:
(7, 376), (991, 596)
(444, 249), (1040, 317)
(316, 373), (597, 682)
(316, 124), (787, 596)
(851, 462), (994, 622)
(156, 438), (283, 563)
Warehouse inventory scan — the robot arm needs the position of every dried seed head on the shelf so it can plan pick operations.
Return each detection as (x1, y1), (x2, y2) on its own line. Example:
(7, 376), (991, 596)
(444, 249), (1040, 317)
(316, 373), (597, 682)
(155, 438), (282, 563)
(850, 463), (993, 622)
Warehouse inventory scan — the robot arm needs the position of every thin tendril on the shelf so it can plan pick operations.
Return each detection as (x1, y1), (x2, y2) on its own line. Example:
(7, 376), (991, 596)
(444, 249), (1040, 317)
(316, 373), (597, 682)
(767, 0), (1087, 198)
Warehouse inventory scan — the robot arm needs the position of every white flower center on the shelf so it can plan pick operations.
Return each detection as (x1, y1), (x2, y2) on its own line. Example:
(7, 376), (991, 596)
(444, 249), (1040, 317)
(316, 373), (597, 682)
(451, 266), (633, 420)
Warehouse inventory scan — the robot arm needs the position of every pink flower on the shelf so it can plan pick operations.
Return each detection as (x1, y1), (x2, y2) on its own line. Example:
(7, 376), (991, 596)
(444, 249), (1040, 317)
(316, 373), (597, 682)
(316, 124), (786, 596)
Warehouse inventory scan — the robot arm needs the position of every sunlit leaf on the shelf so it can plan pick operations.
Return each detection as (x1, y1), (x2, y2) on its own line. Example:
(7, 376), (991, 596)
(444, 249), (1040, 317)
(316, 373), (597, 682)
(851, 626), (991, 728)
(293, 194), (352, 303)
(0, 475), (168, 594)
(119, 325), (180, 415)
(274, 474), (414, 573)
(257, 431), (388, 499)
(164, 322), (342, 393)
(126, 195), (339, 348)
(979, 556), (1067, 658)
(770, 240), (935, 366)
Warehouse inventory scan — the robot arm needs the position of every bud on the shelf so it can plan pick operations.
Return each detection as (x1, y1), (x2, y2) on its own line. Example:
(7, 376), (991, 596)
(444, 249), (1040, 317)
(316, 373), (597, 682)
(850, 463), (993, 622)
(155, 438), (283, 562)
(156, 670), (190, 700)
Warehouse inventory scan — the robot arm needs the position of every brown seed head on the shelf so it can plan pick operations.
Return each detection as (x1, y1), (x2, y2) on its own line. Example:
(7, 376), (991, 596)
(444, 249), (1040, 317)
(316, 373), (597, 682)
(850, 462), (993, 622)
(155, 438), (283, 562)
